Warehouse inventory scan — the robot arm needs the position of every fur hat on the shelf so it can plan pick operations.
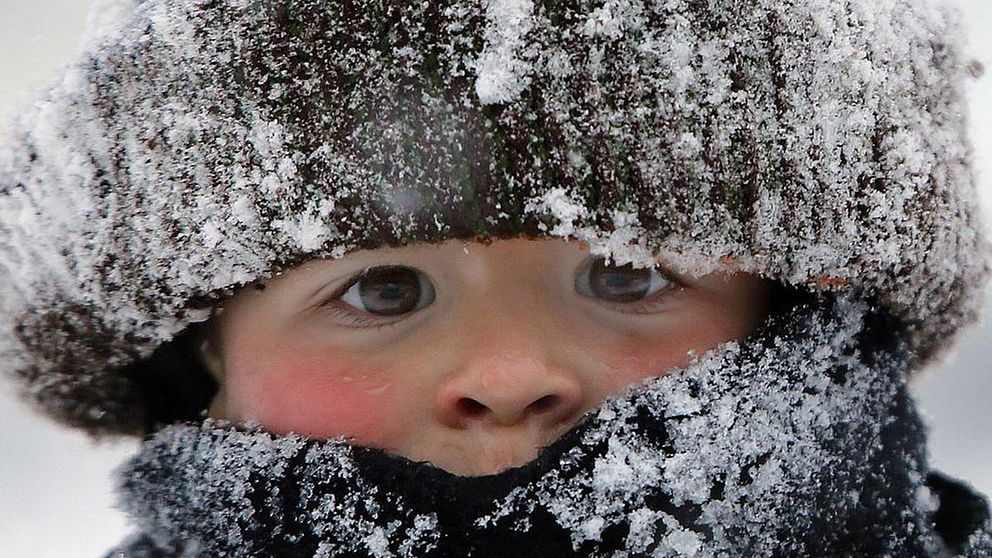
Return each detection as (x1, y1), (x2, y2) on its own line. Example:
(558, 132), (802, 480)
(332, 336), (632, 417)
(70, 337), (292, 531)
(1, 0), (987, 436)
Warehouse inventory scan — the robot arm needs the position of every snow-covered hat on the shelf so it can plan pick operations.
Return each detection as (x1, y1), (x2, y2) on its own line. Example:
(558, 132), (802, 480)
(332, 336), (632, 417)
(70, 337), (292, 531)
(1, 0), (987, 436)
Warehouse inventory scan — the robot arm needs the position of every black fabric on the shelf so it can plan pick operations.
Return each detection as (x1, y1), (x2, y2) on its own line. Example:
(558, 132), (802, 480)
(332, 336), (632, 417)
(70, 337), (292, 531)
(928, 472), (992, 555)
(123, 321), (218, 434)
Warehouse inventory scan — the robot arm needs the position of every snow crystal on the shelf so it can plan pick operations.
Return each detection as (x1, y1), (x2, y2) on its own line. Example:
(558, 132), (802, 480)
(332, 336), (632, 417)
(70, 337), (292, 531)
(80, 0), (139, 50)
(578, 515), (605, 542)
(523, 188), (658, 269)
(661, 528), (702, 557)
(590, 435), (662, 493)
(114, 420), (445, 556)
(473, 0), (536, 105)
(582, 0), (644, 40)
(362, 527), (390, 557)
(272, 212), (332, 253)
(524, 187), (589, 238)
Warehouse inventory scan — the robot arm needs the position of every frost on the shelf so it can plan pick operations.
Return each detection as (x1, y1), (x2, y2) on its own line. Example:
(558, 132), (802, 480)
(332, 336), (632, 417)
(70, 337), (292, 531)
(661, 528), (702, 557)
(524, 187), (589, 238)
(272, 212), (331, 252)
(473, 0), (536, 105)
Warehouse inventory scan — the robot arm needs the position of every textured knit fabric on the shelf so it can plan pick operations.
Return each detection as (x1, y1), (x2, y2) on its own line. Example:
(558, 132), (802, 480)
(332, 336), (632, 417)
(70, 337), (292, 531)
(0, 0), (988, 436)
(103, 297), (992, 557)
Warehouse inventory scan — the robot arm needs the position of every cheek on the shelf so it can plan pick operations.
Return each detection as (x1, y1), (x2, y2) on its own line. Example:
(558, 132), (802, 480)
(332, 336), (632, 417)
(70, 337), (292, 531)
(598, 311), (749, 392)
(599, 341), (694, 392)
(224, 346), (401, 444)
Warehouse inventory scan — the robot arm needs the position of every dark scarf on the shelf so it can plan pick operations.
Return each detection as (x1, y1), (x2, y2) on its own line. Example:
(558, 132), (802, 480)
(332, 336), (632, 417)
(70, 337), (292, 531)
(108, 296), (991, 557)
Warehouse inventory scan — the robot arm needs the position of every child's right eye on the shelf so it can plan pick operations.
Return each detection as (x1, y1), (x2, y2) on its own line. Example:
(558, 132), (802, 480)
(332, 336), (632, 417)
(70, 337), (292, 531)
(337, 266), (436, 317)
(575, 257), (678, 305)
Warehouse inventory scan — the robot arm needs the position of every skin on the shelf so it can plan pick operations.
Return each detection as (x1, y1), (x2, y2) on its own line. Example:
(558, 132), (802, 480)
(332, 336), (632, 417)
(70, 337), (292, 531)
(202, 238), (771, 476)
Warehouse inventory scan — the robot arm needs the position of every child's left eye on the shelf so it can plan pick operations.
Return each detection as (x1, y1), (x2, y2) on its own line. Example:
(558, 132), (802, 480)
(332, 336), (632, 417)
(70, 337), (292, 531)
(338, 266), (436, 317)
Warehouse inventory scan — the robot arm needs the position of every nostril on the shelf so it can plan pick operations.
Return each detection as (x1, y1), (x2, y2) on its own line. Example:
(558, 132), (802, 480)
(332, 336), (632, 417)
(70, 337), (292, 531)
(529, 394), (560, 413)
(457, 398), (488, 417)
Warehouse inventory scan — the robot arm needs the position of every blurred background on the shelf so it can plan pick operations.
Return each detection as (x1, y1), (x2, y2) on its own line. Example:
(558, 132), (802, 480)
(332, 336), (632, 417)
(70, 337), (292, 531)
(1, 1), (990, 556)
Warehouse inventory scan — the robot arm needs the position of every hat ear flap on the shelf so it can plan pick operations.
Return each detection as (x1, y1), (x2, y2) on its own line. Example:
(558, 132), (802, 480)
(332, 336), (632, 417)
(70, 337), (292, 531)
(196, 324), (224, 383)
(124, 322), (220, 434)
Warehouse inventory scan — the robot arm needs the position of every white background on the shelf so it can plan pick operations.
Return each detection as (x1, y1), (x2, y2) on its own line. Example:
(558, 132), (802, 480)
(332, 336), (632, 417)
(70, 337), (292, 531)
(0, 1), (990, 556)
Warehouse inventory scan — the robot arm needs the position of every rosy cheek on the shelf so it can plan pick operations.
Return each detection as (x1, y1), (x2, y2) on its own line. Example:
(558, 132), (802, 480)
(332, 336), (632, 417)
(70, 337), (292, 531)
(600, 343), (693, 392)
(225, 348), (399, 444)
(599, 323), (740, 393)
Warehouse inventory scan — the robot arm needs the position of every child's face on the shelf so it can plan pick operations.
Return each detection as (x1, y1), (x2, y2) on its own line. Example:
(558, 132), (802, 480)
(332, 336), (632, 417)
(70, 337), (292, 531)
(202, 238), (770, 476)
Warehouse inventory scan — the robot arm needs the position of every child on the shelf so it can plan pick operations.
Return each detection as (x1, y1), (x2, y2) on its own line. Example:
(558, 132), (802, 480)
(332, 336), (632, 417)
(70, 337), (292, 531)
(1, 0), (990, 556)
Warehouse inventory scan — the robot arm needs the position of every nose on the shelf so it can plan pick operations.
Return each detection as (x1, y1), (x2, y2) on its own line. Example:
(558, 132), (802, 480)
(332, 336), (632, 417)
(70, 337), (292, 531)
(436, 342), (586, 430)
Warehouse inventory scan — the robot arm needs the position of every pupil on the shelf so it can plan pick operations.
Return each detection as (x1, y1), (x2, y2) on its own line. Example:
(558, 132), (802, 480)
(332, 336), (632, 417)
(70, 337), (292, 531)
(358, 267), (421, 316)
(590, 259), (651, 303)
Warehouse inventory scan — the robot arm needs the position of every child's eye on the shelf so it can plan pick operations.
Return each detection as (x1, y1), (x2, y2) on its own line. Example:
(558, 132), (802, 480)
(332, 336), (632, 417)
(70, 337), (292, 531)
(338, 266), (436, 317)
(575, 257), (676, 304)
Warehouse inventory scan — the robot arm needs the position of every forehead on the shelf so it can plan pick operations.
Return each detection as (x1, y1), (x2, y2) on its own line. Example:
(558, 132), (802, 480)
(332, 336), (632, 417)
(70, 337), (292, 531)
(261, 238), (587, 286)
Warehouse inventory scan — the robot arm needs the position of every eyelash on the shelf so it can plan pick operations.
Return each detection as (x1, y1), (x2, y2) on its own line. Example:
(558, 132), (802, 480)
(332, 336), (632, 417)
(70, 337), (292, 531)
(321, 303), (406, 329)
(316, 273), (409, 330)
(593, 285), (685, 315)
